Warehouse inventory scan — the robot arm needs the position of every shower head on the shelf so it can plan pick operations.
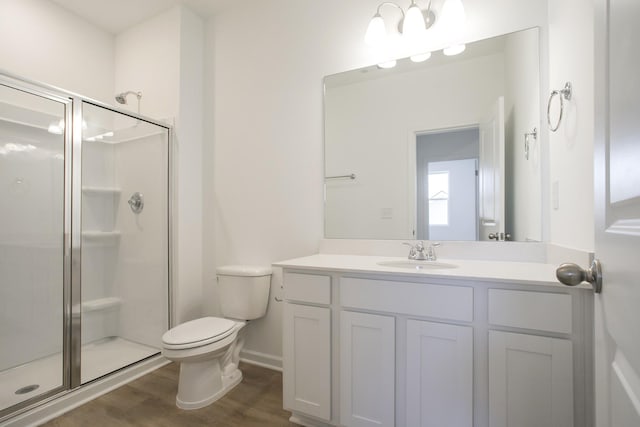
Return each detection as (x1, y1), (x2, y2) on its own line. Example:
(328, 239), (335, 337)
(114, 91), (142, 105)
(114, 91), (143, 114)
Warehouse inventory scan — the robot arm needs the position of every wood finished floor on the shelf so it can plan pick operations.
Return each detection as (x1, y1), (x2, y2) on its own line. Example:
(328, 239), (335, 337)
(42, 362), (298, 426)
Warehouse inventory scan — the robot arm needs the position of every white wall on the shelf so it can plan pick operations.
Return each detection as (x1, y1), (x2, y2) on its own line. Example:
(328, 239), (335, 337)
(0, 0), (114, 103)
(115, 5), (204, 324)
(176, 7), (204, 324)
(548, 0), (595, 251)
(114, 8), (180, 120)
(205, 0), (549, 366)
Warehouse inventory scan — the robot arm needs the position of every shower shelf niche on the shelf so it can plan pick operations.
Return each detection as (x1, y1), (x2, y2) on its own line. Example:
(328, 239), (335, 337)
(81, 231), (121, 246)
(81, 297), (121, 312)
(82, 186), (122, 196)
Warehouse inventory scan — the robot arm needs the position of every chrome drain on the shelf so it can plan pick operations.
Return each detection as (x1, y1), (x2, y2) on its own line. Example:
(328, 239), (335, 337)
(15, 384), (39, 395)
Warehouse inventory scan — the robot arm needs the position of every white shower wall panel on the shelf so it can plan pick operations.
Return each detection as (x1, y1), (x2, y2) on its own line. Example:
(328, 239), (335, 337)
(0, 125), (64, 371)
(113, 132), (168, 349)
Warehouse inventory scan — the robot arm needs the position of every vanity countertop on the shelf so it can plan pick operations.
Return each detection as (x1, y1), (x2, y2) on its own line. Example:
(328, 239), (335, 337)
(273, 254), (590, 289)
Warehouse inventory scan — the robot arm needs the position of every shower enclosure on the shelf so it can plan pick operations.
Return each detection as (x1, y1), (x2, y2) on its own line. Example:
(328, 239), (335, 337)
(0, 72), (171, 421)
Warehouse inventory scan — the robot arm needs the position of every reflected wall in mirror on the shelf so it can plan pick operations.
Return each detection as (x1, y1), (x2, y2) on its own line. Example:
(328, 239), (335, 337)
(324, 28), (542, 242)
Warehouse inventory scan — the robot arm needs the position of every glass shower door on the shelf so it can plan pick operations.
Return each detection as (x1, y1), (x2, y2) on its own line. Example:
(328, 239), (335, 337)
(0, 83), (69, 413)
(80, 102), (169, 383)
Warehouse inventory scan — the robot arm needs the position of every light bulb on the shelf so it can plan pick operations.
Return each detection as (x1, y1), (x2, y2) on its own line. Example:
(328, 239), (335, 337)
(377, 60), (397, 69)
(443, 44), (466, 56)
(365, 14), (386, 46)
(403, 2), (425, 39)
(440, 0), (466, 37)
(410, 52), (432, 62)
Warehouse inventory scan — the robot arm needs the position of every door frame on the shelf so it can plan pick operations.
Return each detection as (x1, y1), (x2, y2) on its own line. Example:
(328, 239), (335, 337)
(407, 123), (480, 240)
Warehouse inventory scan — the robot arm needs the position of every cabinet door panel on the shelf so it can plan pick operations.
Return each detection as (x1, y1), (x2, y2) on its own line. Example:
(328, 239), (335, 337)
(340, 311), (395, 427)
(283, 304), (331, 421)
(406, 320), (473, 427)
(489, 331), (573, 427)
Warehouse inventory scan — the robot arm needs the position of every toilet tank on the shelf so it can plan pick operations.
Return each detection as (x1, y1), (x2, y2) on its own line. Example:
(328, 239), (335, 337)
(216, 265), (272, 320)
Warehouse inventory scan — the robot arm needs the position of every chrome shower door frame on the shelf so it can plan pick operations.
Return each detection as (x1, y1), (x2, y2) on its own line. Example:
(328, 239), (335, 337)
(0, 74), (73, 420)
(0, 70), (174, 422)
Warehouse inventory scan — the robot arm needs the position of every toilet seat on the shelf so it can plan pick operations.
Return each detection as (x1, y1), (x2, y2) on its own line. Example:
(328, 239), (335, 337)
(162, 317), (236, 350)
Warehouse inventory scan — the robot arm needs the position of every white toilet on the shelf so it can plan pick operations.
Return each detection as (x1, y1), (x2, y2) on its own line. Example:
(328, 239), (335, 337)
(161, 265), (272, 410)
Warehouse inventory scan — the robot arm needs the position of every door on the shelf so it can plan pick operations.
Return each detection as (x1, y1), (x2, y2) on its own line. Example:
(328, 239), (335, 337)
(340, 311), (395, 427)
(0, 81), (70, 415)
(479, 96), (506, 240)
(426, 159), (478, 241)
(79, 102), (169, 384)
(282, 303), (331, 421)
(593, 0), (640, 425)
(406, 320), (473, 427)
(415, 127), (480, 241)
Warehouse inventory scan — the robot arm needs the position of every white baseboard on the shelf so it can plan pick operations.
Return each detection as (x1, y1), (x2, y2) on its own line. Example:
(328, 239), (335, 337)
(289, 413), (332, 427)
(240, 349), (282, 372)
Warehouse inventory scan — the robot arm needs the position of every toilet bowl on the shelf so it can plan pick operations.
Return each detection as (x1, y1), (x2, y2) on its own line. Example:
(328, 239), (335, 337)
(161, 265), (271, 410)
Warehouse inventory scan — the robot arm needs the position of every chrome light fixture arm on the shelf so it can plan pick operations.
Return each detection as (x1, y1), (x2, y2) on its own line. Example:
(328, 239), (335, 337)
(375, 2), (405, 20)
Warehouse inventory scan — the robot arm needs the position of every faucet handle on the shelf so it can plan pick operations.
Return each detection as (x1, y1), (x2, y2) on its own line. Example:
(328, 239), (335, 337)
(403, 242), (417, 259)
(425, 242), (441, 261)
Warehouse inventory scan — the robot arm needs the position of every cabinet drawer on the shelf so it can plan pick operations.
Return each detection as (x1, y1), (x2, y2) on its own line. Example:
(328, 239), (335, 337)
(488, 289), (572, 334)
(340, 277), (473, 322)
(284, 272), (331, 305)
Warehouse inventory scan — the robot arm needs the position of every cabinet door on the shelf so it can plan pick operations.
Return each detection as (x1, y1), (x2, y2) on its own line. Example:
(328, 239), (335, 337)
(340, 311), (395, 427)
(489, 330), (573, 427)
(406, 320), (473, 427)
(283, 303), (331, 421)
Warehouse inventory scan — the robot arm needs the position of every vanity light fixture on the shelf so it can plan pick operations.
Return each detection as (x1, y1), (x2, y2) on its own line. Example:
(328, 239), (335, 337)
(365, 0), (467, 58)
(403, 0), (427, 38)
(440, 0), (466, 55)
(377, 60), (398, 69)
(365, 0), (435, 47)
(443, 44), (466, 56)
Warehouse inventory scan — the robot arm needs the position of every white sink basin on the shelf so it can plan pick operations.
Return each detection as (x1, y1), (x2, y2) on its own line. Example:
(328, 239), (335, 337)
(377, 260), (458, 270)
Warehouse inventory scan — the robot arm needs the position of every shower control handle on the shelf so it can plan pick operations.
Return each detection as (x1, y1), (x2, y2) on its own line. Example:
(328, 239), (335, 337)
(128, 192), (144, 214)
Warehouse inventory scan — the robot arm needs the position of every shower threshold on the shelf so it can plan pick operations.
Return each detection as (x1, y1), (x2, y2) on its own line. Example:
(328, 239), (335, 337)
(0, 337), (158, 411)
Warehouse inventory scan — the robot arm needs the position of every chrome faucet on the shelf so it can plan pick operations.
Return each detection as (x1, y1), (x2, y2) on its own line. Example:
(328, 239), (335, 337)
(403, 241), (441, 261)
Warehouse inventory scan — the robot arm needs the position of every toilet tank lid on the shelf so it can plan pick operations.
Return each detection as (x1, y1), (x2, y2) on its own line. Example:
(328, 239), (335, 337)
(216, 265), (272, 277)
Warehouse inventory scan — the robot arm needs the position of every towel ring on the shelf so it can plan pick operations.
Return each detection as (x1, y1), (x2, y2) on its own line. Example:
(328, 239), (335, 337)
(547, 82), (572, 132)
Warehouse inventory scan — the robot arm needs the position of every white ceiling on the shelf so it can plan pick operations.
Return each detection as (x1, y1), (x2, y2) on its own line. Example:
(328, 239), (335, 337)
(50, 0), (236, 34)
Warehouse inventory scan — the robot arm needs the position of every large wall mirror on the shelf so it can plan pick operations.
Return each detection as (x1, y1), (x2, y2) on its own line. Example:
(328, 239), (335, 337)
(324, 27), (542, 242)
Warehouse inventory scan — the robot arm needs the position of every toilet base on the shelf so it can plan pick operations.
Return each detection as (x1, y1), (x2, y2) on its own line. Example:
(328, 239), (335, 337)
(176, 362), (244, 410)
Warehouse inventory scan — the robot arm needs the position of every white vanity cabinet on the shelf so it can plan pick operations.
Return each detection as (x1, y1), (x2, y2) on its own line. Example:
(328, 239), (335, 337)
(282, 272), (332, 422)
(340, 311), (395, 427)
(487, 289), (577, 427)
(488, 331), (573, 427)
(339, 277), (475, 427)
(406, 320), (473, 427)
(279, 262), (592, 427)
